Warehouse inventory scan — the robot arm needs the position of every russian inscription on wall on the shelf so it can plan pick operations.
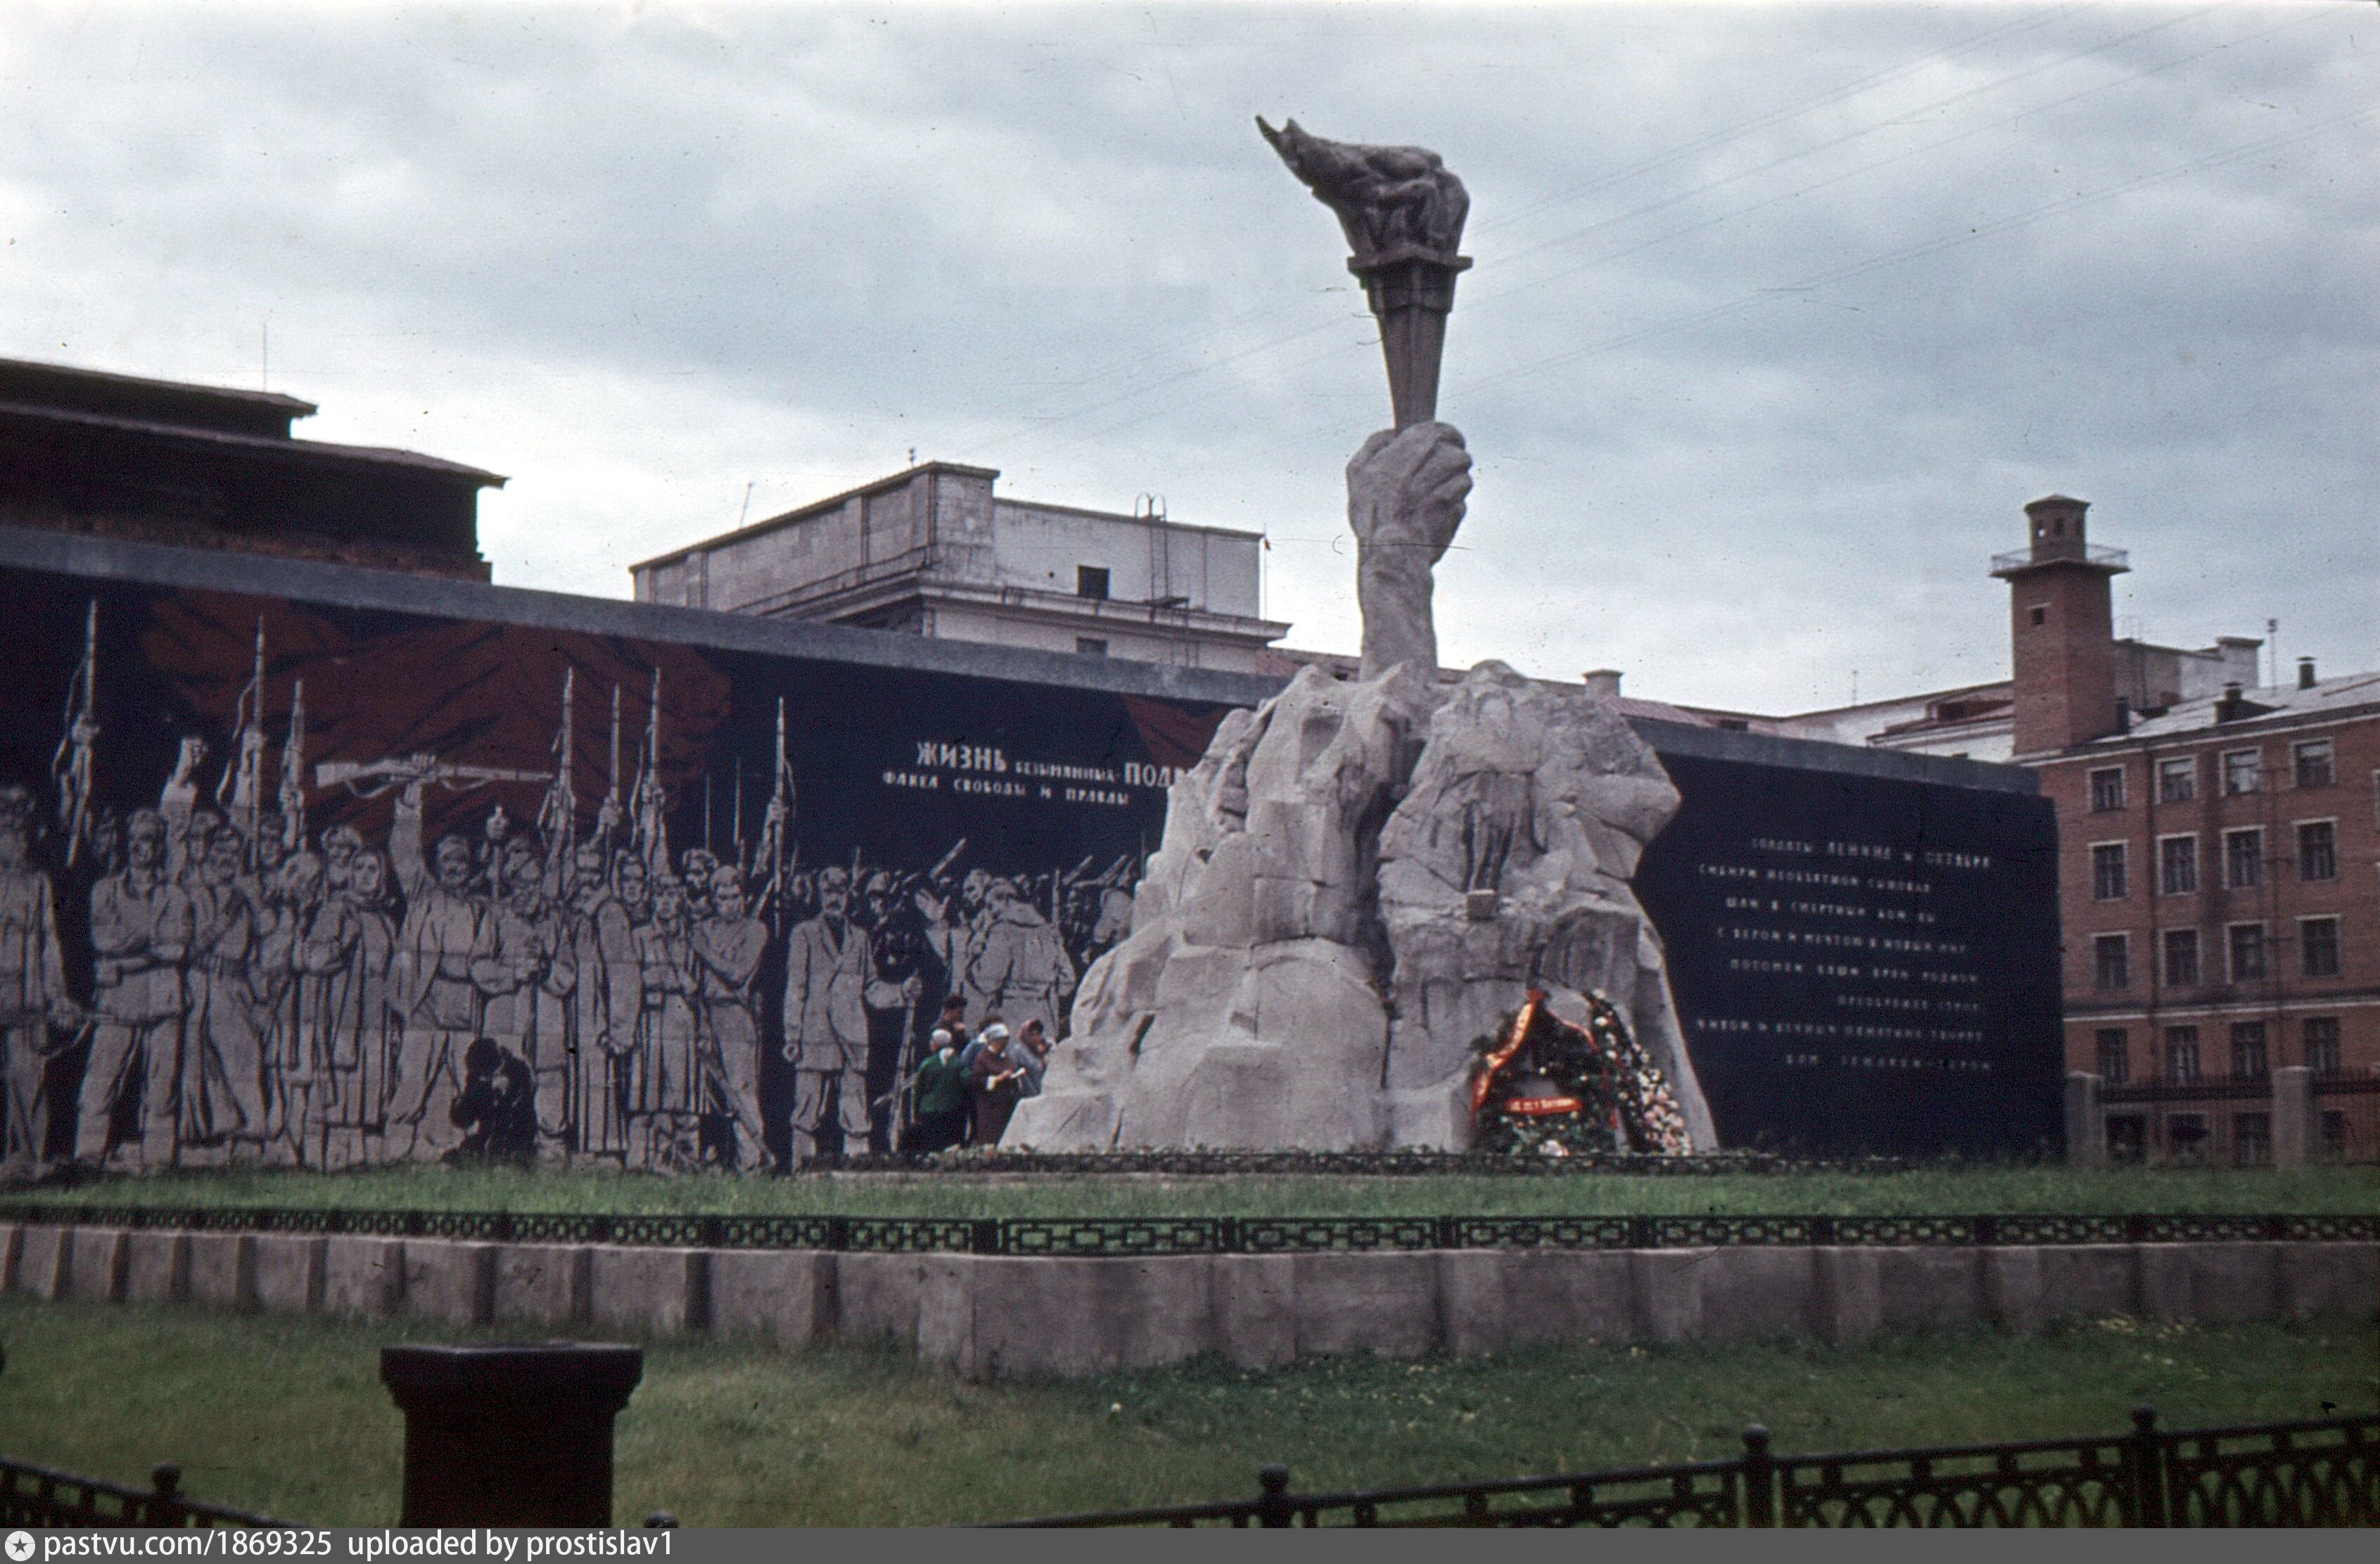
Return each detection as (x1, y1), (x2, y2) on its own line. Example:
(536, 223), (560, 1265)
(1634, 751), (2063, 1157)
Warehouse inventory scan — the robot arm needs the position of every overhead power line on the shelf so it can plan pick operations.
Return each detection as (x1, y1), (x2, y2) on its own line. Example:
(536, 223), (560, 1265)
(1465, 0), (2336, 316)
(946, 3), (2225, 466)
(1065, 98), (2376, 471)
(1488, 103), (2380, 388)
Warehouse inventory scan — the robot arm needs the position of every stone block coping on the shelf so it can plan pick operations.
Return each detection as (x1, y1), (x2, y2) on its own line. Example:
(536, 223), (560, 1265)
(4, 1218), (2369, 1382)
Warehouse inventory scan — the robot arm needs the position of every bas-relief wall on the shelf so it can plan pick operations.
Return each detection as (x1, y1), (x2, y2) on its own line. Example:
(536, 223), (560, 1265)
(0, 552), (2063, 1174)
(0, 563), (1215, 1174)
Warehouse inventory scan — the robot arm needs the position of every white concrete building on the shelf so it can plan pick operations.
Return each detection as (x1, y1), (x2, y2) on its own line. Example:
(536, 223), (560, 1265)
(631, 462), (1290, 673)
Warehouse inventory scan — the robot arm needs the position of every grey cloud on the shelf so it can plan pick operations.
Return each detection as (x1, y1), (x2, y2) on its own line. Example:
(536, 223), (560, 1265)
(1, 3), (2369, 711)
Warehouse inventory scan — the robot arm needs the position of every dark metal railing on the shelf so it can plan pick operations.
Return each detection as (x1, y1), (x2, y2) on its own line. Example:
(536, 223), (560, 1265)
(4, 1202), (2372, 1256)
(828, 1147), (1914, 1176)
(0, 1458), (295, 1529)
(999, 1411), (2376, 1527)
(2105, 1080), (2272, 1104)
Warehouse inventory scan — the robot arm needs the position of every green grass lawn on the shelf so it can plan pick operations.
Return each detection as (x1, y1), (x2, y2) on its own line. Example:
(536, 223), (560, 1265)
(0, 1296), (2371, 1525)
(8, 1161), (2378, 1219)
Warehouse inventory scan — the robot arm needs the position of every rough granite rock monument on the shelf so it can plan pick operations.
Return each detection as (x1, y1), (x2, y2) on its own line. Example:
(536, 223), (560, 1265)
(1004, 124), (1715, 1152)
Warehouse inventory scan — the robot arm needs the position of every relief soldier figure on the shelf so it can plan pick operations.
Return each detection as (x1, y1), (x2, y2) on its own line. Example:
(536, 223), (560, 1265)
(859, 868), (930, 1152)
(692, 864), (769, 1169)
(922, 868), (995, 1024)
(565, 841), (640, 1159)
(182, 826), (268, 1155)
(250, 842), (319, 1157)
(258, 849), (326, 1163)
(472, 833), (578, 1157)
(387, 787), (490, 1162)
(298, 845), (397, 1166)
(77, 808), (194, 1166)
(630, 874), (701, 1169)
(962, 877), (1077, 1043)
(782, 865), (898, 1164)
(0, 808), (73, 1174)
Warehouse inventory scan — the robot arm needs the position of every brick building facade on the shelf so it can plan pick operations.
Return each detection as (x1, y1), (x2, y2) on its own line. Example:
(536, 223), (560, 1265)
(1996, 499), (2378, 1161)
(1695, 494), (2377, 1161)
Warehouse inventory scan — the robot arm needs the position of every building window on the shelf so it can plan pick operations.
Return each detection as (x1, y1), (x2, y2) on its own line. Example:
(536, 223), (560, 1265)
(2090, 842), (2128, 901)
(2292, 739), (2334, 789)
(2227, 923), (2268, 983)
(2107, 1114), (2146, 1162)
(2222, 749), (2262, 796)
(2028, 604), (2047, 627)
(2296, 820), (2336, 881)
(2095, 1028), (2130, 1085)
(2092, 934), (2131, 991)
(2229, 1021), (2268, 1080)
(1076, 566), (1110, 600)
(2158, 834), (2198, 895)
(2224, 829), (2263, 890)
(2233, 1112), (2272, 1167)
(2300, 916), (2341, 979)
(2157, 757), (2196, 803)
(2166, 1112), (2209, 1162)
(2303, 1016), (2341, 1077)
(1074, 637), (1109, 657)
(2088, 768), (2126, 812)
(2161, 928), (2199, 988)
(2321, 1110), (2349, 1161)
(2163, 1026), (2199, 1083)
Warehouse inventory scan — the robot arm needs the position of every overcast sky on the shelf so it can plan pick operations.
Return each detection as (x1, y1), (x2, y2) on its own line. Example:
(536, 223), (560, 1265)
(5, 1), (2372, 712)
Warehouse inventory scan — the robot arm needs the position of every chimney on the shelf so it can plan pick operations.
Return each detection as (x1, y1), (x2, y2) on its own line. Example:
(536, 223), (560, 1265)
(1582, 669), (1622, 701)
(2297, 656), (2317, 690)
(2217, 682), (2244, 723)
(1992, 495), (2128, 756)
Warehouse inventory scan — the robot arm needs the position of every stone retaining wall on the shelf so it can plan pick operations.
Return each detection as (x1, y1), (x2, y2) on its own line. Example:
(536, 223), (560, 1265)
(4, 1222), (2369, 1382)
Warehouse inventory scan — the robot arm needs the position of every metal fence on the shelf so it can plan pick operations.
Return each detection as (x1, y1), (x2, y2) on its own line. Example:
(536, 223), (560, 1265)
(0, 1458), (293, 1529)
(822, 1147), (1923, 1176)
(2316, 1079), (2380, 1164)
(2103, 1076), (2380, 1166)
(4, 1202), (2372, 1256)
(2103, 1079), (2272, 1166)
(11, 1415), (2370, 1529)
(1000, 1410), (2377, 1527)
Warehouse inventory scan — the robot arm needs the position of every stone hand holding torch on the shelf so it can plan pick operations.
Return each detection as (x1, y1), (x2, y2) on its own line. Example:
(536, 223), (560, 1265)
(1261, 117), (1475, 680)
(1257, 116), (1470, 429)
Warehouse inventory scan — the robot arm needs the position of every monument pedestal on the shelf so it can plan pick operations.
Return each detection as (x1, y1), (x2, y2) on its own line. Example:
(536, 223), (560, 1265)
(1007, 661), (1714, 1153)
(381, 1342), (643, 1527)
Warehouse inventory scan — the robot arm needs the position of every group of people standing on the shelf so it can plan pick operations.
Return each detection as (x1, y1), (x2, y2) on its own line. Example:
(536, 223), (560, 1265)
(901, 997), (1051, 1154)
(0, 742), (1097, 1178)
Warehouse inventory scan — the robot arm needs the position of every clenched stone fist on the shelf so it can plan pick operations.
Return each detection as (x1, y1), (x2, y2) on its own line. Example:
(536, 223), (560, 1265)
(1347, 420), (1472, 680)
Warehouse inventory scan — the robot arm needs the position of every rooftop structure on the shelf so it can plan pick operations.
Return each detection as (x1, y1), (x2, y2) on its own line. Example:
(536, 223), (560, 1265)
(0, 356), (504, 580)
(631, 462), (1290, 673)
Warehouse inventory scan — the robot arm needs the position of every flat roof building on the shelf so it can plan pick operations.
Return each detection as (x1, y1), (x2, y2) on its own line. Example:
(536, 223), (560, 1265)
(0, 356), (504, 579)
(630, 462), (1291, 674)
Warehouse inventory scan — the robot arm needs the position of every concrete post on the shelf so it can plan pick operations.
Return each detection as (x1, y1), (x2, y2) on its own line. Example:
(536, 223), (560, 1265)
(2270, 1066), (2317, 1170)
(381, 1342), (643, 1527)
(2066, 1072), (2106, 1166)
